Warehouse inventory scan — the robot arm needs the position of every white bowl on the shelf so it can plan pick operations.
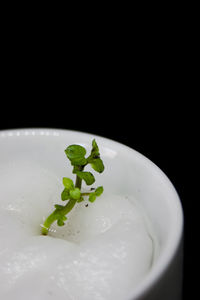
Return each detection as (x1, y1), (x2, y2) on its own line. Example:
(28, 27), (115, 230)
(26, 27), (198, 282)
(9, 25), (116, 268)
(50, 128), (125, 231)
(0, 128), (183, 300)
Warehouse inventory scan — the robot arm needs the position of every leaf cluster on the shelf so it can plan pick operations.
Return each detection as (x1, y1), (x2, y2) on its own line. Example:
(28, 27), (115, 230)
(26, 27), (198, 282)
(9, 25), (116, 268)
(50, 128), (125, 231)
(41, 139), (105, 234)
(65, 139), (104, 185)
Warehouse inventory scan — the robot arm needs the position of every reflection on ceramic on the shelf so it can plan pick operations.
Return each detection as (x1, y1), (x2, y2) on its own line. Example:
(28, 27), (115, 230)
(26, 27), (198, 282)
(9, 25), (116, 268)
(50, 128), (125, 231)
(0, 129), (183, 300)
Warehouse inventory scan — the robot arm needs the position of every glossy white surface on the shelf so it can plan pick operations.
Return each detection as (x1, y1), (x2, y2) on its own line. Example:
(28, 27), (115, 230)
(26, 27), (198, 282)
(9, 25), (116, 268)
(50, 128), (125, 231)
(0, 129), (183, 300)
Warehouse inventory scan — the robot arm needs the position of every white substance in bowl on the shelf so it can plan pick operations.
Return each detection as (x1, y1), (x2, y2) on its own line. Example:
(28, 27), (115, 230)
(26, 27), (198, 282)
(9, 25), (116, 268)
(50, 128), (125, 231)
(0, 161), (159, 300)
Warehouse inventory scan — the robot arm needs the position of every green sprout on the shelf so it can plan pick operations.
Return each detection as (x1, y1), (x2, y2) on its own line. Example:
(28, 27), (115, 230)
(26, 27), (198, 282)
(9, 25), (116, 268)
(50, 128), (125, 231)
(41, 139), (104, 235)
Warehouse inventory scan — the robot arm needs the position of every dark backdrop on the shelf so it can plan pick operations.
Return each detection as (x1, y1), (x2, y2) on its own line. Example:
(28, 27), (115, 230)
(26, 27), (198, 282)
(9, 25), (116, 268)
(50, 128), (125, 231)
(0, 23), (196, 298)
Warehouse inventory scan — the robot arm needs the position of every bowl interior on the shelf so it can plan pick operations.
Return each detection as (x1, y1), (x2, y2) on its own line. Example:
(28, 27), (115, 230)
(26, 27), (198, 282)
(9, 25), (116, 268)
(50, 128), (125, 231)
(0, 129), (183, 299)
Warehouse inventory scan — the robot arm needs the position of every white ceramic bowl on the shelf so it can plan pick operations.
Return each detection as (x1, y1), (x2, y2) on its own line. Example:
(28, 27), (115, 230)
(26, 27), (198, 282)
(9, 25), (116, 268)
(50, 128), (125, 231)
(0, 128), (183, 300)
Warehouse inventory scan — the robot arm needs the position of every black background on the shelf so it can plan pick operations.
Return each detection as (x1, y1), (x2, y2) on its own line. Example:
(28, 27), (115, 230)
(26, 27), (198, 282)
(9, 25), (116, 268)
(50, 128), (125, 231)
(0, 14), (196, 299)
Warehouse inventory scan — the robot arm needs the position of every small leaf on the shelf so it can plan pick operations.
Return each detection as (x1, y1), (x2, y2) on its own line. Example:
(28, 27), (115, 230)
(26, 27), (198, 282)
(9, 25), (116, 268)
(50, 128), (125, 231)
(77, 196), (84, 203)
(95, 186), (104, 196)
(89, 192), (96, 203)
(57, 219), (64, 226)
(54, 204), (64, 210)
(91, 139), (100, 157)
(87, 139), (100, 163)
(61, 188), (70, 201)
(57, 215), (67, 226)
(69, 187), (81, 200)
(65, 145), (87, 166)
(88, 186), (103, 203)
(63, 177), (74, 190)
(90, 158), (104, 173)
(76, 171), (95, 185)
(72, 165), (80, 174)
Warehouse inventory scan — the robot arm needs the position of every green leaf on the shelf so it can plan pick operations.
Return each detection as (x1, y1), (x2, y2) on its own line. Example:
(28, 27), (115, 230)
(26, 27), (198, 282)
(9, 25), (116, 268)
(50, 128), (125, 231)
(91, 139), (100, 157)
(89, 192), (96, 202)
(95, 186), (104, 196)
(57, 219), (64, 226)
(72, 165), (81, 174)
(41, 139), (105, 236)
(63, 177), (74, 190)
(57, 215), (67, 226)
(65, 145), (87, 166)
(69, 187), (81, 200)
(87, 140), (104, 173)
(87, 139), (100, 162)
(61, 188), (70, 201)
(90, 158), (104, 173)
(54, 204), (64, 210)
(88, 186), (103, 203)
(76, 171), (95, 185)
(77, 196), (84, 203)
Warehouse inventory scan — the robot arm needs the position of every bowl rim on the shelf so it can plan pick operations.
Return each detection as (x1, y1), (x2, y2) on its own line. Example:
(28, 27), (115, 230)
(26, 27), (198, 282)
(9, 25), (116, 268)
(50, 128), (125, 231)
(0, 127), (184, 299)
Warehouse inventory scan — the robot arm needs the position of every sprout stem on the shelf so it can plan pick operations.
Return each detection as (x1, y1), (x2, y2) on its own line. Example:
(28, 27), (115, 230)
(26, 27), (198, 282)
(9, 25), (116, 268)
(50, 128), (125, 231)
(41, 198), (77, 235)
(41, 174), (83, 235)
(41, 139), (104, 235)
